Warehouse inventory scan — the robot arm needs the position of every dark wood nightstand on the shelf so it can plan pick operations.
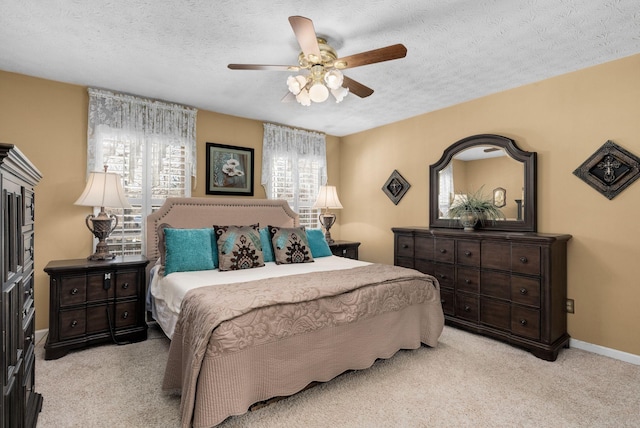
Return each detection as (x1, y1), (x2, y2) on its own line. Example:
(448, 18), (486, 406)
(329, 240), (361, 260)
(44, 255), (149, 360)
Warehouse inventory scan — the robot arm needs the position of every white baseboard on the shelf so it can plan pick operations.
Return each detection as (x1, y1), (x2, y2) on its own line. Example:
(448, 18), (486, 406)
(570, 338), (640, 366)
(35, 329), (48, 346)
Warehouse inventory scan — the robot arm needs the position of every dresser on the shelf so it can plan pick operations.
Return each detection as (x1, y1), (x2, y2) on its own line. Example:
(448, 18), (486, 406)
(329, 240), (360, 260)
(44, 255), (149, 360)
(0, 144), (43, 427)
(393, 227), (571, 361)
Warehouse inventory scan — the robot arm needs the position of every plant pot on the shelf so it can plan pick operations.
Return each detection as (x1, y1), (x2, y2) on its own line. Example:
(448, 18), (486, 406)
(459, 210), (478, 231)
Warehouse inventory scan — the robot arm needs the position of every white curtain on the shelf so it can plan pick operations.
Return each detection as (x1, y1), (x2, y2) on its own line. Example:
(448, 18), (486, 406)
(438, 163), (454, 217)
(261, 123), (327, 210)
(87, 88), (197, 177)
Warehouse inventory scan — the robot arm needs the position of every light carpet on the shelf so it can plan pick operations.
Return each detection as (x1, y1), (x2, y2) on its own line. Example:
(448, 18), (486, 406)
(35, 325), (640, 427)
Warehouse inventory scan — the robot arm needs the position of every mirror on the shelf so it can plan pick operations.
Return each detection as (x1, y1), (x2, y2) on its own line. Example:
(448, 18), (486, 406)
(429, 134), (537, 232)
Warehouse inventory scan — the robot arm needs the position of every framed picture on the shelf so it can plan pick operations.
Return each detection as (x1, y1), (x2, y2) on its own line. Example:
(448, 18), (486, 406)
(206, 143), (254, 196)
(492, 187), (506, 208)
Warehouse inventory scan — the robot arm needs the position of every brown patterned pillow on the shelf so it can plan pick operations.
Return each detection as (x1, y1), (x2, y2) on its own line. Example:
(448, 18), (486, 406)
(268, 226), (314, 265)
(213, 224), (264, 271)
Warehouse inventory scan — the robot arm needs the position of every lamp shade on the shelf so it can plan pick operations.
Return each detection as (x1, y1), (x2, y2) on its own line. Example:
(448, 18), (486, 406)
(74, 171), (131, 209)
(313, 185), (343, 210)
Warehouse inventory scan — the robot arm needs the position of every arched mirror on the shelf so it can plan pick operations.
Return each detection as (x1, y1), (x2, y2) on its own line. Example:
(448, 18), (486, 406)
(429, 134), (537, 232)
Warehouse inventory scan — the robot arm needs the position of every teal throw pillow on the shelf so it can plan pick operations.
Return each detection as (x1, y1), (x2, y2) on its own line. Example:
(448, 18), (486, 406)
(260, 227), (275, 262)
(164, 228), (216, 275)
(306, 229), (333, 257)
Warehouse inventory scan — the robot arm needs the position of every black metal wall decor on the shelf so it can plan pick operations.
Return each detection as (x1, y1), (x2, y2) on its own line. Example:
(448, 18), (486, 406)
(573, 140), (640, 200)
(382, 169), (410, 205)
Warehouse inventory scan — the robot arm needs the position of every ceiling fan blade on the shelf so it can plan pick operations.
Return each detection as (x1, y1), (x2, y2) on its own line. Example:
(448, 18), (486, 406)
(342, 76), (374, 98)
(228, 64), (300, 72)
(281, 92), (296, 103)
(334, 44), (407, 70)
(288, 16), (322, 62)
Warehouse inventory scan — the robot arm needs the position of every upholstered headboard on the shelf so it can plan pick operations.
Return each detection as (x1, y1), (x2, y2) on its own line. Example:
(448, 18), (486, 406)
(145, 197), (299, 276)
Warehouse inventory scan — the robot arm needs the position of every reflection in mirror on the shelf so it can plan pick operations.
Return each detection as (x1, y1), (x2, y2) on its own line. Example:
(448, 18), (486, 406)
(437, 146), (525, 221)
(429, 134), (537, 232)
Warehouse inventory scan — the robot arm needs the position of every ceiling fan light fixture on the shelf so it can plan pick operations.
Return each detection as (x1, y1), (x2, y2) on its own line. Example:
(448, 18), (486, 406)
(308, 81), (329, 103)
(287, 75), (307, 95)
(295, 88), (312, 106)
(331, 86), (349, 103)
(324, 69), (344, 90)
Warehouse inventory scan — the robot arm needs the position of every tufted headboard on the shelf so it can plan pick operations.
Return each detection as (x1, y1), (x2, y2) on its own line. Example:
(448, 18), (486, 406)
(145, 197), (299, 278)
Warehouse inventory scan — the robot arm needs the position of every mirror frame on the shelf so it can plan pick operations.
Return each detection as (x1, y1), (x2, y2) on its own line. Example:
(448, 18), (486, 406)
(429, 134), (537, 232)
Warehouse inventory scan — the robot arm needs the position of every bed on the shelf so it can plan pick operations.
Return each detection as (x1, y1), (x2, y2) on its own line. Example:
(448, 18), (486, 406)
(146, 197), (444, 427)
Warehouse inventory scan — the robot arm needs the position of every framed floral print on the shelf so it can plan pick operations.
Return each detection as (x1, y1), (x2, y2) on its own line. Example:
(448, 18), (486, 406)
(206, 143), (254, 196)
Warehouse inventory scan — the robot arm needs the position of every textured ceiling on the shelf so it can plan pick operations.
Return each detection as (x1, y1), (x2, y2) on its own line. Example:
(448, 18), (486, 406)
(1, 0), (639, 136)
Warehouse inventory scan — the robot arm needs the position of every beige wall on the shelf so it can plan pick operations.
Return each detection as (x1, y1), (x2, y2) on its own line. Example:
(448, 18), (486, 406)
(339, 54), (640, 356)
(1, 53), (639, 357)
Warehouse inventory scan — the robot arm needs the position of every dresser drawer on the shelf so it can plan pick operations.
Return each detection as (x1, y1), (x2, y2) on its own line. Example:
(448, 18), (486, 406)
(440, 288), (454, 316)
(480, 297), (510, 331)
(456, 240), (480, 267)
(414, 235), (434, 260)
(511, 245), (541, 275)
(481, 241), (510, 270)
(434, 238), (455, 263)
(511, 305), (540, 340)
(59, 276), (87, 306)
(511, 276), (540, 307)
(59, 309), (87, 339)
(433, 264), (455, 288)
(456, 266), (479, 293)
(395, 256), (414, 269)
(455, 293), (478, 322)
(480, 270), (511, 300)
(414, 259), (434, 275)
(395, 235), (414, 257)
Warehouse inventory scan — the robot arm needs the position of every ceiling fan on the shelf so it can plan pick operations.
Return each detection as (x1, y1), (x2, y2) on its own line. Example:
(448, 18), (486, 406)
(228, 16), (407, 106)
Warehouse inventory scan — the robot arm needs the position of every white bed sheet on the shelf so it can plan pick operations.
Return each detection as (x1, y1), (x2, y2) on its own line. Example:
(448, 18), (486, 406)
(149, 255), (370, 338)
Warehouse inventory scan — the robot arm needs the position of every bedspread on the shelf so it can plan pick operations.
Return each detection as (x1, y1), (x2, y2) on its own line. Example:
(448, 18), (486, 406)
(163, 263), (442, 427)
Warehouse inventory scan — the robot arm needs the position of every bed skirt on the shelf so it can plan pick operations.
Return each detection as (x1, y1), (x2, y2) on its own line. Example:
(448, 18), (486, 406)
(165, 302), (443, 427)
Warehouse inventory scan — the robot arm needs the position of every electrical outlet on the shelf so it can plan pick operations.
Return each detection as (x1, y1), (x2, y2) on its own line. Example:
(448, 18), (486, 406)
(566, 298), (575, 314)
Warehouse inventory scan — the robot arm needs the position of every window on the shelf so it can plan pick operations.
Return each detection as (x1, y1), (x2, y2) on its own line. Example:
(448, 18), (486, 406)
(262, 123), (327, 228)
(87, 88), (196, 256)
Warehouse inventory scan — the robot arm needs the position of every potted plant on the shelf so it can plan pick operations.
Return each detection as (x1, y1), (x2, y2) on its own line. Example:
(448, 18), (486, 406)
(448, 187), (505, 231)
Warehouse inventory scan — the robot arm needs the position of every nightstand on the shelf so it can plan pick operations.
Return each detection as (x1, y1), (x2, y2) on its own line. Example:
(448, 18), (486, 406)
(44, 255), (149, 360)
(329, 240), (361, 260)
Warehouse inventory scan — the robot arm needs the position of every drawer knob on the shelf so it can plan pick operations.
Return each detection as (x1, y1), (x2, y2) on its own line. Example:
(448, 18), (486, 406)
(520, 288), (528, 295)
(439, 274), (447, 279)
(440, 299), (446, 304)
(440, 249), (447, 254)
(464, 305), (471, 312)
(122, 282), (129, 289)
(464, 251), (472, 256)
(71, 288), (79, 295)
(71, 320), (78, 328)
(520, 319), (527, 326)
(122, 311), (129, 319)
(519, 256), (528, 264)
(465, 279), (471, 284)
(402, 244), (409, 249)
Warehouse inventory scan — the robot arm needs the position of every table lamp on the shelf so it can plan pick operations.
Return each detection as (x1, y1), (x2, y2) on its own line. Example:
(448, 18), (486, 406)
(312, 185), (343, 244)
(74, 166), (131, 260)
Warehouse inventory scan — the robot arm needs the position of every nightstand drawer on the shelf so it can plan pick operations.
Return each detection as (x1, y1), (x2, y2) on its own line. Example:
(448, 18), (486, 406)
(116, 271), (139, 298)
(59, 275), (87, 306)
(329, 241), (360, 260)
(59, 309), (87, 339)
